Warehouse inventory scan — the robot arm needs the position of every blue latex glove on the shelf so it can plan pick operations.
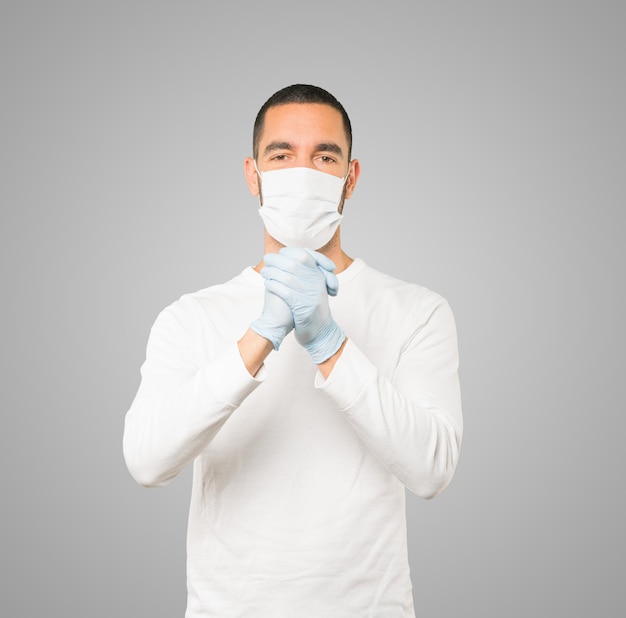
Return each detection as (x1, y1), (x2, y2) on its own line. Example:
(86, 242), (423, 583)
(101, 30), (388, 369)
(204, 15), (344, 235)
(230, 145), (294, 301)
(250, 287), (294, 350)
(261, 247), (345, 364)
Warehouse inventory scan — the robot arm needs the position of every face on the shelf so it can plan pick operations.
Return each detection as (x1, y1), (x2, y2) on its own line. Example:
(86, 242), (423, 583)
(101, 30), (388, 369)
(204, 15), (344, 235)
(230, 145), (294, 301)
(245, 103), (360, 202)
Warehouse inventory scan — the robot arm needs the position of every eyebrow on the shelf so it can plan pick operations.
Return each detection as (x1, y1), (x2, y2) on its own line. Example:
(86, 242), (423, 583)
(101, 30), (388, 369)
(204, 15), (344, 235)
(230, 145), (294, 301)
(263, 141), (344, 157)
(263, 141), (292, 155)
(316, 142), (344, 157)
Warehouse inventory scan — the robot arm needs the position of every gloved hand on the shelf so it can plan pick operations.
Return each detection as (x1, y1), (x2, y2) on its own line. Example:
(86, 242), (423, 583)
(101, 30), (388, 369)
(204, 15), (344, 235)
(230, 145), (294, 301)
(250, 286), (294, 350)
(261, 247), (345, 364)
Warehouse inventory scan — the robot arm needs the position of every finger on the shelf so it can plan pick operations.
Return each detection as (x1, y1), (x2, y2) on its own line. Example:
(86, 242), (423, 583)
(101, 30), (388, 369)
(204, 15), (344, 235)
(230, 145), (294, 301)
(299, 249), (338, 295)
(264, 278), (298, 307)
(279, 247), (318, 268)
(320, 268), (339, 297)
(303, 248), (337, 273)
(261, 266), (304, 293)
(264, 290), (294, 325)
(264, 252), (317, 278)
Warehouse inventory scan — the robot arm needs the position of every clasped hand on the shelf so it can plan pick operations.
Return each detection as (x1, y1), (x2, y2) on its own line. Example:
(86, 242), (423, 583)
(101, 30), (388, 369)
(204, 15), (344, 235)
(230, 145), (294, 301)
(251, 247), (345, 364)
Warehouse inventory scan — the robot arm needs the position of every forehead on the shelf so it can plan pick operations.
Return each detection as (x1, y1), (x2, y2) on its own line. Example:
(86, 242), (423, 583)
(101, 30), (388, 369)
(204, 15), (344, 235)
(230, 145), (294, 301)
(260, 103), (348, 148)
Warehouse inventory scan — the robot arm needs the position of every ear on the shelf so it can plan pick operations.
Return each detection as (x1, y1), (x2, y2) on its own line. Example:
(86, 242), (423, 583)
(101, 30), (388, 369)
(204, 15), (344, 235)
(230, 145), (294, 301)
(244, 157), (260, 196)
(344, 159), (361, 200)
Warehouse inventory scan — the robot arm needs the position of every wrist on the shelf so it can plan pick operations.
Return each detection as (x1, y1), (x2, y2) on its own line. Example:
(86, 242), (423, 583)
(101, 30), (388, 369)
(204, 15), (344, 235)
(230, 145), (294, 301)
(303, 319), (346, 364)
(317, 337), (348, 377)
(238, 328), (274, 377)
(250, 318), (289, 351)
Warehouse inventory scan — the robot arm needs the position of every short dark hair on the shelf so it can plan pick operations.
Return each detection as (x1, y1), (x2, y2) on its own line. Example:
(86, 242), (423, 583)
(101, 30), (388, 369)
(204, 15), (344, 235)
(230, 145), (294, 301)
(253, 84), (352, 160)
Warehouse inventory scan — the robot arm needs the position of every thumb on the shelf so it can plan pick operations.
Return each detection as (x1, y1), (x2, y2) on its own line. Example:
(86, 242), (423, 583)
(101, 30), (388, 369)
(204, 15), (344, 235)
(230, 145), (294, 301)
(320, 267), (339, 297)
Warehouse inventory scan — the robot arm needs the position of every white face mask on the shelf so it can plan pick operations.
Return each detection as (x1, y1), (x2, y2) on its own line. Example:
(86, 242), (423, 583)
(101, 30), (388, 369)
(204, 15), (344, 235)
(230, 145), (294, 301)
(256, 164), (349, 249)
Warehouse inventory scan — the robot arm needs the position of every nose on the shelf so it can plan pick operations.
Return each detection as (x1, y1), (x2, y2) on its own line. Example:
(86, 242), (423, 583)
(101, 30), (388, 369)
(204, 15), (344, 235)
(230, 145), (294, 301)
(292, 154), (317, 170)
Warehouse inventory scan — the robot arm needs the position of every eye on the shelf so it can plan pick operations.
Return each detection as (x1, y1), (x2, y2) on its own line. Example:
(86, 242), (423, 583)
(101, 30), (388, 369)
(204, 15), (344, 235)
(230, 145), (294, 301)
(317, 155), (337, 164)
(266, 153), (292, 168)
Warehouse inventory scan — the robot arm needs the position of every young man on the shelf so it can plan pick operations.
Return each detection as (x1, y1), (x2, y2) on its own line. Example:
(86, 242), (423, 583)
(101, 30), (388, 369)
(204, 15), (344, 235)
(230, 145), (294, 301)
(123, 84), (463, 617)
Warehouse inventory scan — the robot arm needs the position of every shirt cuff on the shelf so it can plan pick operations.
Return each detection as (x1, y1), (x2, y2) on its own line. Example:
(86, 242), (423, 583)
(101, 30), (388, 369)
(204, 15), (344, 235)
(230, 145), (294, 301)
(314, 339), (377, 411)
(202, 343), (265, 407)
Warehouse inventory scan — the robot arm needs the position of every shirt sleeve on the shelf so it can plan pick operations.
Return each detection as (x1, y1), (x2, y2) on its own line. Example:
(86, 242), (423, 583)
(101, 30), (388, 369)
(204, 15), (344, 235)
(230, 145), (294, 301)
(316, 297), (463, 499)
(122, 301), (263, 487)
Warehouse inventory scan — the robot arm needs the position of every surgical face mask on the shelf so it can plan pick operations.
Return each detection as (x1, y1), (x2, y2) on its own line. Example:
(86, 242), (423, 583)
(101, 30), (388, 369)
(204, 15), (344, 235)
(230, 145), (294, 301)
(255, 164), (349, 249)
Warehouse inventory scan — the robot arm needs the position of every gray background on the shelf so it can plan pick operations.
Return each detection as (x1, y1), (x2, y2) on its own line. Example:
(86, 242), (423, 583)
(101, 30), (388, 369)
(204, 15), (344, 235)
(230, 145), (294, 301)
(1, 1), (624, 616)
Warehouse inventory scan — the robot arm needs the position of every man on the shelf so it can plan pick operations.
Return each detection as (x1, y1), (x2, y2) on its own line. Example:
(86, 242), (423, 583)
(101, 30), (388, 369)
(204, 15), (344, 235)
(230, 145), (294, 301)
(123, 84), (463, 617)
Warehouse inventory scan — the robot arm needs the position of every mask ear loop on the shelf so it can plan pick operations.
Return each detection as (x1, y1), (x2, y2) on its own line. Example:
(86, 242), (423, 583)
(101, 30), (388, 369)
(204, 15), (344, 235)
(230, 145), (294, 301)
(253, 161), (265, 205)
(342, 162), (352, 186)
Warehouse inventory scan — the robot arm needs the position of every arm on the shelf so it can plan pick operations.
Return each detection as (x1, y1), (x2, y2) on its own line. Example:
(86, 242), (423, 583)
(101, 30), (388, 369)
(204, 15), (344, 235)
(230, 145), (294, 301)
(122, 303), (266, 487)
(317, 298), (463, 499)
(260, 247), (462, 497)
(123, 275), (294, 487)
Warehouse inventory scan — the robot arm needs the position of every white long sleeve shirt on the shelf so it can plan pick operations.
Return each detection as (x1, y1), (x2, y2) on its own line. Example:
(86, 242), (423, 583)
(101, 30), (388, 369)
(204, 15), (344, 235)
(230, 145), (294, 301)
(123, 258), (462, 617)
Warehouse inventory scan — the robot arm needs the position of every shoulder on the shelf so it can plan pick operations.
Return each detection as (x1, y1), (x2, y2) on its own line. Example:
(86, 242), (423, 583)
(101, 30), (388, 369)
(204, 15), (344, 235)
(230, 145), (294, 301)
(335, 260), (458, 359)
(153, 267), (261, 331)
(347, 259), (449, 313)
